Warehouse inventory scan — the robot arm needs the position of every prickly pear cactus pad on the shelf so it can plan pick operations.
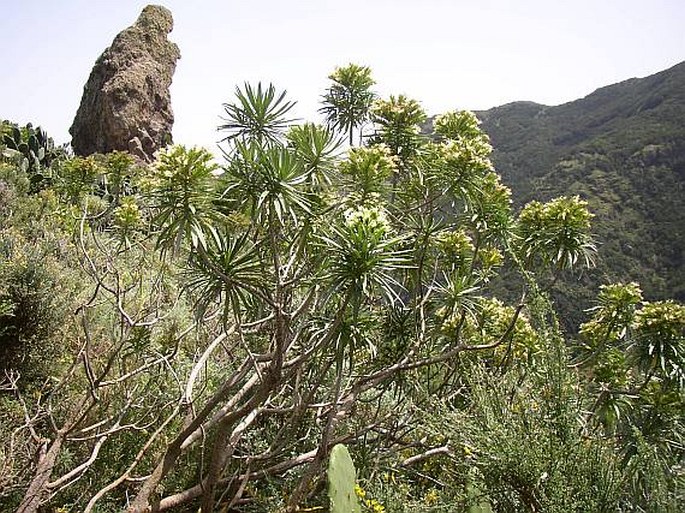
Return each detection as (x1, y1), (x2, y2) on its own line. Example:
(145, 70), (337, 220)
(327, 444), (361, 513)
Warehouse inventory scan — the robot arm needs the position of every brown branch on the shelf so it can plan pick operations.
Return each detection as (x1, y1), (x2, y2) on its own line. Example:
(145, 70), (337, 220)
(400, 445), (452, 467)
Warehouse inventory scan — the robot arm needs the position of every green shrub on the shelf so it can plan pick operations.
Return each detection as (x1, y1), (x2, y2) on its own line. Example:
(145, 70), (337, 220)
(0, 235), (67, 381)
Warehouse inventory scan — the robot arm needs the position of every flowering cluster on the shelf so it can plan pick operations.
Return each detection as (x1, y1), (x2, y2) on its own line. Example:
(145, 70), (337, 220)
(340, 144), (397, 202)
(344, 206), (391, 236)
(354, 484), (386, 513)
(434, 110), (484, 142)
(435, 229), (474, 268)
(145, 145), (219, 192)
(113, 196), (141, 232)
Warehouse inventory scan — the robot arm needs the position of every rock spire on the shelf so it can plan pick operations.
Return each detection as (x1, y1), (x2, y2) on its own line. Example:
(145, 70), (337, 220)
(69, 5), (180, 162)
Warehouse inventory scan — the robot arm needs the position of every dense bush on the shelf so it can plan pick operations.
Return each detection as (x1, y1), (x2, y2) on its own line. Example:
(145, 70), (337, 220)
(0, 175), (79, 383)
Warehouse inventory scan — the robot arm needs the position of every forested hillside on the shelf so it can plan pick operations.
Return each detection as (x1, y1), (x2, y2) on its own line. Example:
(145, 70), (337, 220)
(474, 61), (685, 325)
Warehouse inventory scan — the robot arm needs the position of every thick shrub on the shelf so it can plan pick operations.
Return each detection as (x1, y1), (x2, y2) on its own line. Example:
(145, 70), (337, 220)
(0, 235), (66, 380)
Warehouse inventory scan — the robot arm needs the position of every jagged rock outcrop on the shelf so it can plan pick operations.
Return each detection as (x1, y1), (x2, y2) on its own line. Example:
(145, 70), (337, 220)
(69, 5), (180, 162)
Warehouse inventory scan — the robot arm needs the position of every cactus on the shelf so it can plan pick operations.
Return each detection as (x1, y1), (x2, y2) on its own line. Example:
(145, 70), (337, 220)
(1, 122), (64, 191)
(466, 472), (493, 513)
(328, 444), (361, 513)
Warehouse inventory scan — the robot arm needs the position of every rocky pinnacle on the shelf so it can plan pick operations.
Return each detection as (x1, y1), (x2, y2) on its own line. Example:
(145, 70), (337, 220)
(69, 5), (180, 162)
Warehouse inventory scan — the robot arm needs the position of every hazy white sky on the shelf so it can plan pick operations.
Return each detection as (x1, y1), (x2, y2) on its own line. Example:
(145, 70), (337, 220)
(1, 0), (683, 151)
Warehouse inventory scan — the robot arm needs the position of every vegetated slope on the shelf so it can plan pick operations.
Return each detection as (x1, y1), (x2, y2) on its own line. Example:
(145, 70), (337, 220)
(477, 61), (685, 324)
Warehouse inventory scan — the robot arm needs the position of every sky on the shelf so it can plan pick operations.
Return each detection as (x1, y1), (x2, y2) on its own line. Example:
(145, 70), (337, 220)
(1, 0), (684, 152)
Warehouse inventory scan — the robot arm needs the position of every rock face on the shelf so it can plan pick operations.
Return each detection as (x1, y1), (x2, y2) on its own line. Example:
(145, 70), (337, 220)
(70, 5), (180, 162)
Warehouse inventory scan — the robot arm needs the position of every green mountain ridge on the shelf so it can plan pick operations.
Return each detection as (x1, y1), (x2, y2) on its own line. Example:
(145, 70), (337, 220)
(470, 61), (685, 322)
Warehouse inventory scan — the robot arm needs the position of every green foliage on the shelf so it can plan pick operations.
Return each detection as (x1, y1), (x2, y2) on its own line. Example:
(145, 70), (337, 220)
(468, 172), (513, 245)
(434, 110), (487, 144)
(370, 95), (426, 166)
(0, 185), (77, 383)
(328, 444), (361, 513)
(55, 154), (102, 204)
(219, 82), (297, 146)
(581, 282), (643, 341)
(579, 283), (685, 387)
(339, 144), (397, 203)
(0, 239), (62, 377)
(435, 229), (474, 271)
(286, 122), (342, 186)
(0, 65), (681, 513)
(462, 297), (540, 364)
(448, 368), (625, 513)
(113, 195), (142, 246)
(185, 232), (264, 320)
(517, 195), (596, 273)
(220, 138), (315, 228)
(50, 151), (140, 215)
(1, 123), (65, 192)
(321, 206), (409, 304)
(631, 300), (685, 384)
(575, 282), (685, 507)
(0, 119), (12, 139)
(472, 62), (685, 321)
(148, 144), (220, 253)
(321, 63), (376, 145)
